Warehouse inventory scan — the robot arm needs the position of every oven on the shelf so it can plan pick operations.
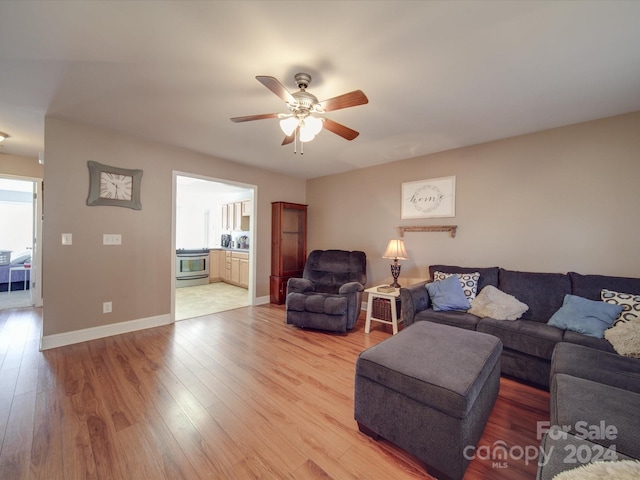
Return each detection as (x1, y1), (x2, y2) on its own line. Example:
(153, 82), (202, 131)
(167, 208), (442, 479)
(176, 249), (210, 287)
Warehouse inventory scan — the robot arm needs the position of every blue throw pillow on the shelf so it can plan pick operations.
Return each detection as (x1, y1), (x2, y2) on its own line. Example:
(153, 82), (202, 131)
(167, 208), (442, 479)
(548, 294), (624, 338)
(426, 274), (470, 312)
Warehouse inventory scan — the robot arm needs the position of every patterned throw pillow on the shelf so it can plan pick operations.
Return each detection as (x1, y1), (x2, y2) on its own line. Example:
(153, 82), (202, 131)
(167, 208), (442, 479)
(601, 289), (640, 325)
(433, 271), (480, 304)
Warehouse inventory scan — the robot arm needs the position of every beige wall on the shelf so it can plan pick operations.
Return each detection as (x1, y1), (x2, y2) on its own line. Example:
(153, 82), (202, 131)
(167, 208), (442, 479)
(43, 117), (305, 336)
(0, 153), (43, 179)
(307, 111), (640, 288)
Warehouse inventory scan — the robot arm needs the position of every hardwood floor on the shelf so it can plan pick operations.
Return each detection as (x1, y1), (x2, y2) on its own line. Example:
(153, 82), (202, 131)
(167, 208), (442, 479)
(0, 304), (549, 479)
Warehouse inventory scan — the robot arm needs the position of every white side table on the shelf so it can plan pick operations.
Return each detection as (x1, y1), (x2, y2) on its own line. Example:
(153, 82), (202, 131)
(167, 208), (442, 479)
(365, 285), (402, 334)
(8, 266), (30, 294)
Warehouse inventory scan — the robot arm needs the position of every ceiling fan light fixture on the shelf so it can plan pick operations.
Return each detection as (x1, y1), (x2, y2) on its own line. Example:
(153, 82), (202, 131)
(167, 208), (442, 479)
(305, 115), (324, 136)
(279, 117), (298, 136)
(0, 131), (9, 142)
(299, 127), (316, 143)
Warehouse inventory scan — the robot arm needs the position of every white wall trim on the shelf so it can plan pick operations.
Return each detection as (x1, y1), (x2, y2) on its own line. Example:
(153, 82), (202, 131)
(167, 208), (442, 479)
(255, 295), (270, 305)
(40, 314), (172, 351)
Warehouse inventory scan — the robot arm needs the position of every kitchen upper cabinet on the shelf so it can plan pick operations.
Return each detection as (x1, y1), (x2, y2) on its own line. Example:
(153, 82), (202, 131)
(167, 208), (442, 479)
(221, 200), (250, 231)
(234, 202), (242, 231)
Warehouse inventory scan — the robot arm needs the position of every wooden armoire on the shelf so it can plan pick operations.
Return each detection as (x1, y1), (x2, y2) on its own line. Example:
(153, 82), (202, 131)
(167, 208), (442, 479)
(270, 202), (307, 304)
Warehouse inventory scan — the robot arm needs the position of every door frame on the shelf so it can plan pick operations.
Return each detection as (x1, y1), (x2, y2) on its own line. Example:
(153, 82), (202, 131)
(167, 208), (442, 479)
(170, 170), (257, 321)
(0, 174), (43, 307)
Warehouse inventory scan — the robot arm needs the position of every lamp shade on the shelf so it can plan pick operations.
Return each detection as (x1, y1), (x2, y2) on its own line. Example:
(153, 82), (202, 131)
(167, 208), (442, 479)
(382, 239), (408, 260)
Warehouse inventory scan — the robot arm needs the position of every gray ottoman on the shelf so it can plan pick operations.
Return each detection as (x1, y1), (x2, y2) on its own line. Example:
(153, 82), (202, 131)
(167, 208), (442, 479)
(354, 321), (502, 480)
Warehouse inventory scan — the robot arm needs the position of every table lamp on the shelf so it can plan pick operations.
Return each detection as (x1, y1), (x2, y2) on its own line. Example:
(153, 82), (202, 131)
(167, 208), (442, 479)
(382, 239), (409, 288)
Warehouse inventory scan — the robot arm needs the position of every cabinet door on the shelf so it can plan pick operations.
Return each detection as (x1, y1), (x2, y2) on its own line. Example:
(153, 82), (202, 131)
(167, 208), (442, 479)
(234, 202), (242, 230)
(221, 204), (228, 230)
(209, 251), (220, 281)
(231, 257), (240, 284)
(241, 200), (250, 216)
(239, 258), (249, 287)
(227, 204), (234, 230)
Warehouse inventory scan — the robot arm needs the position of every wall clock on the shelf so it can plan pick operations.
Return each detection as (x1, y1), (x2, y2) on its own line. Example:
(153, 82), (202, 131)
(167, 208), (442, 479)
(87, 161), (143, 210)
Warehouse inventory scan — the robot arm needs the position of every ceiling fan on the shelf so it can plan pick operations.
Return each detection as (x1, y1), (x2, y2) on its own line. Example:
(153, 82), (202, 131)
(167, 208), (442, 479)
(230, 73), (368, 153)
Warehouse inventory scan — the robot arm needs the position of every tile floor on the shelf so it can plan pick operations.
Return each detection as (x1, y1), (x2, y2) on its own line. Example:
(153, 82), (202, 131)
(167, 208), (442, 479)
(175, 281), (249, 320)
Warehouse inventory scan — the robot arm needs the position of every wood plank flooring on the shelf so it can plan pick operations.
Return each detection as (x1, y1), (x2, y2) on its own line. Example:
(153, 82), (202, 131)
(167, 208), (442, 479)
(0, 304), (549, 479)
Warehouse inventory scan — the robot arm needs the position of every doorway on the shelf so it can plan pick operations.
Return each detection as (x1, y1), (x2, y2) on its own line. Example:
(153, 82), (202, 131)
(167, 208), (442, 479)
(0, 176), (43, 311)
(172, 172), (256, 321)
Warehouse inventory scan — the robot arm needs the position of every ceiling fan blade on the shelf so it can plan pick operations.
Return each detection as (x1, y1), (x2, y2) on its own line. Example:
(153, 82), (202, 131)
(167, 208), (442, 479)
(282, 134), (295, 146)
(323, 118), (359, 141)
(230, 113), (281, 123)
(281, 126), (299, 146)
(318, 90), (368, 112)
(256, 76), (296, 104)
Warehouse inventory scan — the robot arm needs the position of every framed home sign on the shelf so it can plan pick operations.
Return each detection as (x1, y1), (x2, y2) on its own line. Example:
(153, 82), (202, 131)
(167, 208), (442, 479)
(401, 176), (456, 219)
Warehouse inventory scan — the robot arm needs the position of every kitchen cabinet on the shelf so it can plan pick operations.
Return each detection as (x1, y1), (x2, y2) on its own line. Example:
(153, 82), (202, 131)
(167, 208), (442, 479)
(221, 200), (250, 231)
(270, 202), (307, 304)
(224, 251), (249, 288)
(234, 202), (243, 232)
(239, 256), (249, 287)
(209, 250), (222, 282)
(223, 251), (232, 281)
(221, 204), (229, 231)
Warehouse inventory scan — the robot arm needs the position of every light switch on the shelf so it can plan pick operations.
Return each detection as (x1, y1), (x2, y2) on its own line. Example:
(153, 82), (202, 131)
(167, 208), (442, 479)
(62, 233), (72, 245)
(103, 234), (122, 245)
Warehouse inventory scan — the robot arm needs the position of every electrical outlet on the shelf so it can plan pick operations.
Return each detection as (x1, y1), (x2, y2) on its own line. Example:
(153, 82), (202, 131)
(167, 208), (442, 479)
(103, 234), (122, 245)
(62, 233), (72, 245)
(103, 301), (112, 313)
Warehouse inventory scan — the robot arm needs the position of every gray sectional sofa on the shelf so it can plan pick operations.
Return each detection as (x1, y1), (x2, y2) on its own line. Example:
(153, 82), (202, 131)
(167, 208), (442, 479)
(400, 264), (640, 476)
(400, 264), (640, 388)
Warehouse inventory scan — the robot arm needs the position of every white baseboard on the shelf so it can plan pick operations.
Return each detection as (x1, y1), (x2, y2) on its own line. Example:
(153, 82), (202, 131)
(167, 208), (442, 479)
(40, 314), (172, 351)
(255, 295), (270, 305)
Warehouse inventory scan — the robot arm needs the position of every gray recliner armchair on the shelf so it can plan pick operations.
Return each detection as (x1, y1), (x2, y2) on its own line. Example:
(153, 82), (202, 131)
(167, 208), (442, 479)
(286, 250), (367, 333)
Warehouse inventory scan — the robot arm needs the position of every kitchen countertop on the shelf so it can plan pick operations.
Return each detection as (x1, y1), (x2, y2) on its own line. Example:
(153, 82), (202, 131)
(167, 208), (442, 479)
(210, 247), (250, 253)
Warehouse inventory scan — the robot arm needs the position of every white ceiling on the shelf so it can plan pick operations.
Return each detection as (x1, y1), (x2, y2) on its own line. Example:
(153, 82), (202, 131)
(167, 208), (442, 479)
(1, 1), (640, 179)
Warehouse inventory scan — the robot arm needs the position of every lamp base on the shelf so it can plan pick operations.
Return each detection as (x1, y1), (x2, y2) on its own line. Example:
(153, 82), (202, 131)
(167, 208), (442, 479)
(390, 262), (402, 289)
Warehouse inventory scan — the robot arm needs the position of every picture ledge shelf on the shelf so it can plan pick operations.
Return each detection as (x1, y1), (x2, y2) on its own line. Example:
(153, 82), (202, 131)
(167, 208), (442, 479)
(397, 225), (458, 238)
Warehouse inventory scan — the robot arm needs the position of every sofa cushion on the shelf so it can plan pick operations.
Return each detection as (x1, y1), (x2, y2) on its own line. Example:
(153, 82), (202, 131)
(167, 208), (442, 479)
(551, 342), (640, 394)
(548, 294), (622, 339)
(569, 271), (640, 301)
(561, 330), (616, 354)
(605, 319), (640, 358)
(429, 265), (499, 293)
(467, 285), (528, 320)
(601, 289), (640, 325)
(498, 269), (571, 323)
(425, 274), (470, 311)
(433, 271), (480, 304)
(551, 373), (640, 458)
(415, 309), (481, 330)
(477, 318), (563, 360)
